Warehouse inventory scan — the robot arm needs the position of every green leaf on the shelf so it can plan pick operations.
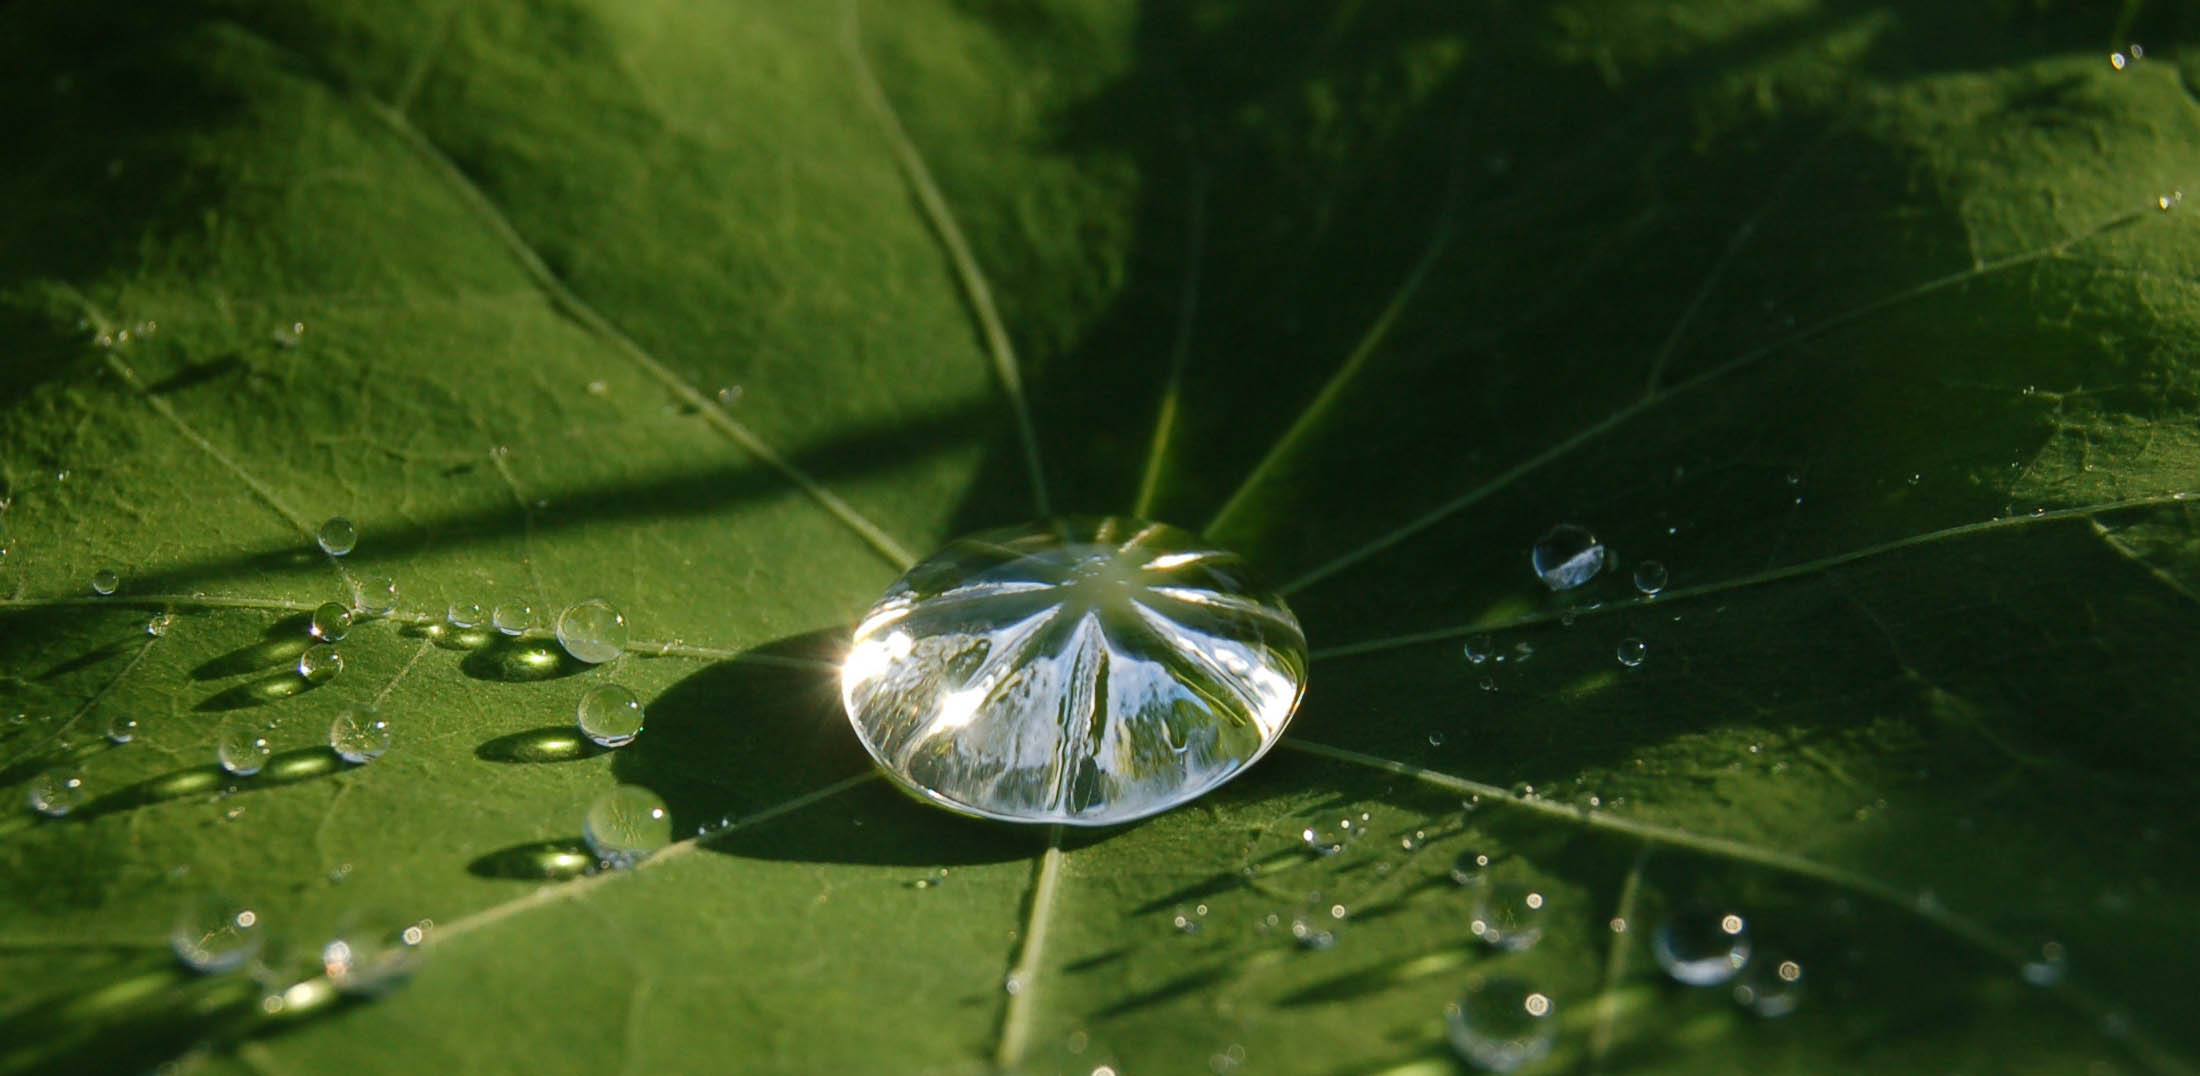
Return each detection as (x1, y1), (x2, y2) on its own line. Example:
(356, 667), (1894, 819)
(4, 1), (2198, 1073)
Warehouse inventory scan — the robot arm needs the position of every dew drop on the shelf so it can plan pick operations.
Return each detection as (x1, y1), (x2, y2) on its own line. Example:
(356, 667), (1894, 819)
(1470, 881), (1546, 951)
(105, 713), (139, 744)
(1300, 824), (1346, 857)
(146, 613), (175, 637)
(1530, 525), (1605, 591)
(2131, 43), (2146, 60)
(841, 517), (1307, 825)
(329, 708), (391, 764)
(1632, 560), (1667, 595)
(555, 598), (628, 664)
(1615, 638), (1647, 667)
(297, 644), (344, 683)
(1732, 952), (1805, 1018)
(309, 601), (352, 642)
(491, 599), (533, 636)
(1462, 635), (1493, 664)
(576, 683), (644, 748)
(1427, 730), (1447, 747)
(90, 569), (119, 596)
(584, 786), (671, 868)
(1653, 906), (1752, 985)
(320, 912), (427, 996)
(2021, 941), (2068, 987)
(316, 517), (357, 557)
(2111, 51), (2128, 71)
(447, 601), (484, 629)
(25, 769), (85, 817)
(1289, 915), (1337, 950)
(1444, 977), (1555, 1073)
(349, 576), (398, 617)
(1449, 849), (1493, 886)
(171, 892), (264, 973)
(217, 717), (272, 776)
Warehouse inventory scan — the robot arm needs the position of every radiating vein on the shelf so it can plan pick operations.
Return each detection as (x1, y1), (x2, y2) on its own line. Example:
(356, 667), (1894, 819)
(1281, 738), (2197, 1076)
(1134, 160), (1209, 519)
(1283, 200), (2158, 595)
(843, 0), (1050, 518)
(1309, 492), (2196, 661)
(0, 633), (158, 774)
(994, 826), (1065, 1070)
(362, 100), (918, 571)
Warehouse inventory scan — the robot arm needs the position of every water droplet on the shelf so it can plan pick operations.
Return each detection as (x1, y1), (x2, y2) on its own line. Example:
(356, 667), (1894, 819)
(297, 644), (343, 683)
(1449, 850), (1493, 886)
(1530, 525), (1605, 591)
(171, 892), (264, 973)
(1300, 824), (1346, 857)
(26, 769), (85, 817)
(320, 912), (427, 996)
(447, 601), (484, 629)
(841, 517), (1308, 826)
(492, 599), (533, 636)
(1615, 638), (1647, 667)
(1289, 915), (1337, 950)
(2111, 51), (2128, 71)
(584, 786), (671, 868)
(2021, 941), (2068, 987)
(2131, 43), (2146, 61)
(1427, 730), (1447, 747)
(90, 569), (119, 596)
(1171, 906), (1205, 934)
(1732, 952), (1804, 1018)
(273, 321), (306, 348)
(1462, 635), (1493, 663)
(217, 718), (272, 776)
(1653, 906), (1752, 985)
(1444, 977), (1555, 1073)
(555, 598), (628, 664)
(715, 385), (743, 406)
(105, 713), (139, 744)
(1470, 881), (1546, 951)
(1632, 560), (1667, 595)
(576, 683), (645, 748)
(309, 601), (352, 642)
(350, 576), (398, 617)
(316, 517), (357, 557)
(329, 708), (391, 764)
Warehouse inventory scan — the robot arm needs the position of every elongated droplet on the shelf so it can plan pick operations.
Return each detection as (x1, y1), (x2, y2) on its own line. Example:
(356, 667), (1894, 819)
(171, 892), (264, 973)
(576, 684), (644, 748)
(329, 708), (391, 764)
(841, 517), (1308, 826)
(1445, 977), (1555, 1073)
(585, 786), (670, 868)
(556, 599), (628, 664)
(310, 601), (352, 642)
(317, 517), (357, 556)
(1654, 905), (1752, 985)
(1530, 525), (1605, 591)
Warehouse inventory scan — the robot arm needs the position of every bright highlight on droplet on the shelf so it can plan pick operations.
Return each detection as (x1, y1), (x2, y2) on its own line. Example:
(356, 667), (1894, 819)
(840, 517), (1308, 826)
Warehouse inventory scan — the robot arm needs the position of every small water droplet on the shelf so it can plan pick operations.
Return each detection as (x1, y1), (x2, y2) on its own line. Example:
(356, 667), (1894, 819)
(2021, 941), (2068, 987)
(1632, 560), (1667, 595)
(1478, 677), (1497, 692)
(1731, 952), (1804, 1018)
(584, 786), (670, 869)
(446, 601), (484, 629)
(320, 912), (427, 996)
(1444, 977), (1555, 1073)
(297, 644), (343, 683)
(329, 708), (391, 764)
(273, 321), (306, 348)
(715, 385), (743, 406)
(1653, 906), (1752, 985)
(90, 569), (119, 596)
(491, 599), (533, 636)
(105, 713), (139, 744)
(310, 602), (352, 642)
(1531, 525), (1606, 591)
(1906, 472), (1922, 486)
(316, 517), (357, 557)
(576, 683), (645, 748)
(555, 598), (628, 664)
(26, 769), (85, 817)
(1470, 881), (1546, 951)
(1615, 638), (1647, 667)
(349, 576), (398, 617)
(1462, 635), (1493, 664)
(1449, 849), (1493, 886)
(1289, 915), (1337, 950)
(2110, 51), (2128, 71)
(1171, 906), (1205, 934)
(217, 717), (272, 776)
(1508, 782), (1535, 800)
(171, 892), (265, 973)
(1427, 730), (1447, 747)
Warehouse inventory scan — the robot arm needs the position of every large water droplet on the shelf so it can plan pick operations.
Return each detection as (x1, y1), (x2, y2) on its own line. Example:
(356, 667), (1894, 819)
(1653, 905), (1752, 985)
(90, 569), (119, 596)
(556, 599), (628, 664)
(218, 718), (272, 776)
(840, 517), (1308, 826)
(448, 601), (484, 629)
(584, 786), (671, 868)
(492, 599), (533, 636)
(310, 601), (352, 642)
(297, 644), (344, 683)
(576, 684), (644, 748)
(329, 708), (390, 764)
(1470, 881), (1546, 951)
(1444, 977), (1555, 1073)
(171, 893), (264, 973)
(1732, 952), (1804, 1018)
(316, 517), (357, 557)
(1530, 525), (1605, 591)
(26, 769), (85, 817)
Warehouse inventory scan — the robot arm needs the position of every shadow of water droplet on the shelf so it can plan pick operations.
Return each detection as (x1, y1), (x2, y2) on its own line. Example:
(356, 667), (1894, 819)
(475, 726), (602, 764)
(468, 838), (595, 881)
(459, 636), (585, 682)
(400, 621), (495, 652)
(191, 615), (313, 680)
(195, 671), (316, 711)
(78, 748), (341, 820)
